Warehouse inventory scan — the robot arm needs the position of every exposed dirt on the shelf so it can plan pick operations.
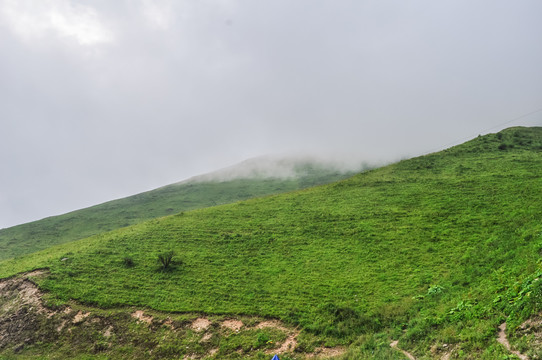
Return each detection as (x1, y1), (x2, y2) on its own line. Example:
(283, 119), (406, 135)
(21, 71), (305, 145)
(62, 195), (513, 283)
(163, 317), (175, 330)
(306, 346), (346, 358)
(255, 319), (300, 355)
(517, 314), (542, 351)
(268, 331), (299, 355)
(131, 310), (153, 325)
(103, 325), (114, 338)
(0, 270), (345, 359)
(0, 272), (51, 317)
(390, 340), (416, 360)
(430, 343), (454, 360)
(256, 319), (345, 357)
(199, 332), (212, 343)
(191, 317), (211, 332)
(73, 310), (91, 323)
(0, 271), (60, 352)
(221, 319), (243, 331)
(256, 320), (290, 332)
(498, 322), (529, 360)
(23, 269), (49, 279)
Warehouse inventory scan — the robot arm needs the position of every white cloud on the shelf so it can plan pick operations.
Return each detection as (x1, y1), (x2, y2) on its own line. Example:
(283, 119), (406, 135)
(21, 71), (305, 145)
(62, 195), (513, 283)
(139, 0), (173, 30)
(0, 0), (113, 45)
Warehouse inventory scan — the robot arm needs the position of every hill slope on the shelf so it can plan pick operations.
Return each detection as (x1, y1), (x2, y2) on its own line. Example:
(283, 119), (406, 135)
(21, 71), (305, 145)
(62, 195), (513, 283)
(0, 157), (364, 261)
(1, 126), (542, 359)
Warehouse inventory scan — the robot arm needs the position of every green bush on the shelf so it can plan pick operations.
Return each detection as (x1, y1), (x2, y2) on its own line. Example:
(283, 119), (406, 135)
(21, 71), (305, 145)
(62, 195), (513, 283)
(157, 251), (175, 270)
(427, 285), (444, 296)
(123, 257), (135, 267)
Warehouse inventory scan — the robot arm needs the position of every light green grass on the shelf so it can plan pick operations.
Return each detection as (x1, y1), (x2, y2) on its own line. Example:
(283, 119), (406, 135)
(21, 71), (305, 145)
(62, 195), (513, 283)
(0, 161), (360, 261)
(2, 126), (542, 359)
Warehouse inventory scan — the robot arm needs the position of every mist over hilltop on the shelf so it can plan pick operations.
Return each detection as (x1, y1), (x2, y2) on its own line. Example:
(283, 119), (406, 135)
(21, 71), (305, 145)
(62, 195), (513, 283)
(1, 1), (541, 228)
(185, 154), (374, 183)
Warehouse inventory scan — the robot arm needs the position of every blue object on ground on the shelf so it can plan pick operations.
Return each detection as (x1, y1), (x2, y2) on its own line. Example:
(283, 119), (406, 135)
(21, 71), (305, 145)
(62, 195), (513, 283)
(271, 355), (280, 360)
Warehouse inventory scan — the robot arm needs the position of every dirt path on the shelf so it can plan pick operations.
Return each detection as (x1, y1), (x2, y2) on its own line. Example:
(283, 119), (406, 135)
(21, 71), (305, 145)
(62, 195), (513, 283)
(305, 346), (346, 358)
(390, 340), (416, 360)
(497, 322), (528, 360)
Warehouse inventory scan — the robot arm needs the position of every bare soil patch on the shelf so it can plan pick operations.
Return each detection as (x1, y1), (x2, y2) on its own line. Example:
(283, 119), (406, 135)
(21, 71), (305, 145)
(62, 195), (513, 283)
(267, 331), (299, 355)
(131, 310), (153, 325)
(518, 314), (542, 345)
(103, 325), (114, 338)
(24, 269), (49, 279)
(306, 346), (346, 358)
(498, 322), (528, 360)
(0, 271), (60, 351)
(430, 343), (454, 360)
(0, 274), (51, 316)
(256, 320), (289, 332)
(73, 310), (91, 323)
(221, 319), (243, 331)
(163, 318), (175, 329)
(390, 340), (416, 360)
(191, 317), (211, 332)
(199, 332), (212, 343)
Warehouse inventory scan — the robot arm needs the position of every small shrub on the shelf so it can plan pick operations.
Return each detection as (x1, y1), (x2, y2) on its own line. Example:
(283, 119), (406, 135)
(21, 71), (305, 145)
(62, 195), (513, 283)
(256, 331), (270, 347)
(123, 257), (135, 267)
(427, 285), (444, 296)
(157, 251), (175, 270)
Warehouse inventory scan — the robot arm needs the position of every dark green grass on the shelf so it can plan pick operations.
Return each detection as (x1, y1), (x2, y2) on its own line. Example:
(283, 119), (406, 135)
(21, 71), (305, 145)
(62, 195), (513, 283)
(0, 162), (360, 261)
(2, 126), (542, 358)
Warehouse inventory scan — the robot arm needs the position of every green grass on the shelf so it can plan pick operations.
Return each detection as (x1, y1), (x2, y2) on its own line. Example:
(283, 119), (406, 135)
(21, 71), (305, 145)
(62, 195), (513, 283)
(2, 126), (542, 359)
(0, 160), (361, 261)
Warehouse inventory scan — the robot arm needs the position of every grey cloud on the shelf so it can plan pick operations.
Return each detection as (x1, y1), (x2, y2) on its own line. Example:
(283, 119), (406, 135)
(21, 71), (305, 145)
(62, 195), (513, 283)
(1, 0), (542, 227)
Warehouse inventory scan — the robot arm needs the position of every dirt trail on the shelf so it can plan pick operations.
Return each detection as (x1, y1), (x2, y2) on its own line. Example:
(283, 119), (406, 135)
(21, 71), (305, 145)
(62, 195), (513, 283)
(305, 346), (346, 358)
(497, 322), (529, 360)
(390, 340), (416, 360)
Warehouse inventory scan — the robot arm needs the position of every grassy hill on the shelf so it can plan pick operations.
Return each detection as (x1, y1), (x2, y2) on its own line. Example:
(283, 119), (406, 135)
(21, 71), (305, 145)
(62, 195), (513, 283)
(0, 157), (363, 261)
(1, 126), (542, 359)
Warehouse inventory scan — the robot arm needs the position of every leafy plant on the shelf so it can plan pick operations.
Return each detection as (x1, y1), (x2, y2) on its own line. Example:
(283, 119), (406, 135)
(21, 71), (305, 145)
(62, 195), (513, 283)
(157, 251), (175, 270)
(256, 331), (270, 347)
(427, 284), (444, 296)
(123, 256), (135, 267)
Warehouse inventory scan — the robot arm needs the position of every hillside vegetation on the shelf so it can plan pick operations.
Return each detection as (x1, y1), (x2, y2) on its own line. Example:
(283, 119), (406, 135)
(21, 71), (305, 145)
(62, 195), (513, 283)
(0, 159), (361, 261)
(1, 126), (542, 359)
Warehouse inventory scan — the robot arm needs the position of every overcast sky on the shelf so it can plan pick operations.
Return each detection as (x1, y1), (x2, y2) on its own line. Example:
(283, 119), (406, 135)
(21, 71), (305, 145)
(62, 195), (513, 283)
(1, 0), (542, 228)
